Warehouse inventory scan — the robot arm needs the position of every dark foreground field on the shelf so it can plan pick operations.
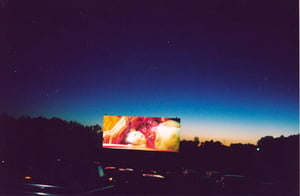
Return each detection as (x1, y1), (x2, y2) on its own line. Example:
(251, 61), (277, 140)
(0, 158), (298, 196)
(0, 115), (298, 195)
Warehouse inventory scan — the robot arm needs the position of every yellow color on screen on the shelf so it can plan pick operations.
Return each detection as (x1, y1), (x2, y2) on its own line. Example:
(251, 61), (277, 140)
(103, 116), (121, 131)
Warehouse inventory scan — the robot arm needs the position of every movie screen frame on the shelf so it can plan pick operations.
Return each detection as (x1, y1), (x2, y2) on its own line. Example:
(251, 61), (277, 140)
(102, 115), (180, 152)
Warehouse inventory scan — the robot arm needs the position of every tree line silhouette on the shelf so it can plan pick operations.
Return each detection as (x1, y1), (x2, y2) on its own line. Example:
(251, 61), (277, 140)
(0, 114), (298, 194)
(0, 114), (101, 163)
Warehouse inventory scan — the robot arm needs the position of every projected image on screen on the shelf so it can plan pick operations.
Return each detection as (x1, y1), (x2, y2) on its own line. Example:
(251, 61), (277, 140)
(103, 115), (180, 152)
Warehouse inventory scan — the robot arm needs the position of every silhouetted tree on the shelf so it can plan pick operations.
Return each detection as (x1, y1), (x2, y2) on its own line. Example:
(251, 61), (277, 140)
(0, 115), (103, 165)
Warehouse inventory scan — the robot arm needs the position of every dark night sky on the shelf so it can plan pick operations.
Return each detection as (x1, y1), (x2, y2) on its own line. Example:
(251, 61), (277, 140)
(2, 0), (299, 144)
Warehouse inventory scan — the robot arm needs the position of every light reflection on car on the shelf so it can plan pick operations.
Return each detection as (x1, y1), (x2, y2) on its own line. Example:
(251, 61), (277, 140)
(1, 160), (115, 195)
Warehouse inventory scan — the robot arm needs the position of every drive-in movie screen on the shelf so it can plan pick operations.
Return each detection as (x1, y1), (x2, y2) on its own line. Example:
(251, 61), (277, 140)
(103, 115), (180, 152)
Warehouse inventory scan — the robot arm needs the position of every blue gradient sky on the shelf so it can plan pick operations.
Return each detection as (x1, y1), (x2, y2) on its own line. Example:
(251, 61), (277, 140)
(2, 0), (299, 144)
